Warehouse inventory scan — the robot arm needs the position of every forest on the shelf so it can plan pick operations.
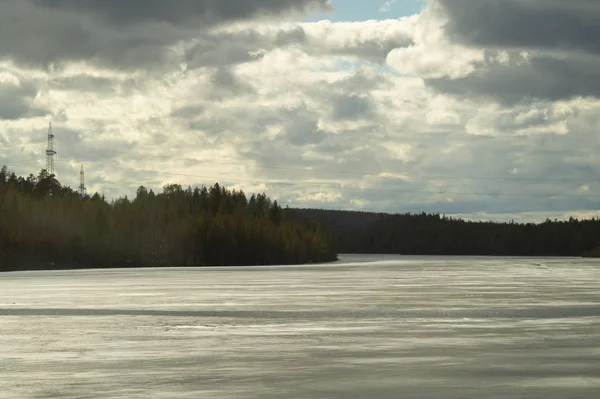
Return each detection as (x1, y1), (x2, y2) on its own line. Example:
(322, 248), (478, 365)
(3, 164), (600, 273)
(292, 209), (600, 257)
(0, 166), (338, 272)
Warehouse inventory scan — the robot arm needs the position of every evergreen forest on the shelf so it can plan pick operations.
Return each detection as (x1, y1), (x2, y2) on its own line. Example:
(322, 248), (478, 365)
(292, 209), (600, 257)
(3, 164), (600, 273)
(0, 166), (338, 272)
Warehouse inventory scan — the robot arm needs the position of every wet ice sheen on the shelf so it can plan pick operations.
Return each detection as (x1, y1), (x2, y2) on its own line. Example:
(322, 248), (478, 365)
(1, 255), (599, 398)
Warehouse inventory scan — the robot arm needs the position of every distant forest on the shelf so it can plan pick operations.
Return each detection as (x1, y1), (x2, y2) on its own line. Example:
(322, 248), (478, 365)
(0, 166), (337, 272)
(292, 209), (600, 257)
(3, 165), (600, 273)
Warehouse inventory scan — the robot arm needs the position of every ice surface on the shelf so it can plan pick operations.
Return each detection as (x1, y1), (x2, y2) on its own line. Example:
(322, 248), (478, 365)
(1, 255), (599, 398)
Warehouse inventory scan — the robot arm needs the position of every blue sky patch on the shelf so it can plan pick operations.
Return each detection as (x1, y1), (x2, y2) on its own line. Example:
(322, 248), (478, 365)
(305, 0), (426, 22)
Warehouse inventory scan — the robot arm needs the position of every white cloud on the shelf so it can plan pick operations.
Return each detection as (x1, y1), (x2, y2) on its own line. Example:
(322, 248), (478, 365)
(350, 199), (369, 208)
(464, 101), (579, 137)
(379, 0), (397, 13)
(0, 69), (21, 86)
(297, 191), (343, 203)
(385, 6), (485, 79)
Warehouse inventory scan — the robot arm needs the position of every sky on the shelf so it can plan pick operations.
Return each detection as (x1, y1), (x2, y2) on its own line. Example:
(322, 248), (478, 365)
(304, 0), (426, 21)
(1, 0), (600, 223)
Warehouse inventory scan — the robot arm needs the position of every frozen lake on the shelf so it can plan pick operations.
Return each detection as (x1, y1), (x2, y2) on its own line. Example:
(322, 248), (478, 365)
(1, 255), (600, 398)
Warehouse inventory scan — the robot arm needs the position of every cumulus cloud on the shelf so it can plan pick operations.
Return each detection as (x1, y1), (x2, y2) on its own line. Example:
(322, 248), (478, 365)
(429, 51), (600, 104)
(386, 5), (485, 80)
(187, 18), (415, 69)
(36, 0), (331, 25)
(464, 101), (578, 137)
(0, 0), (330, 69)
(0, 67), (49, 121)
(422, 0), (600, 104)
(436, 0), (600, 54)
(0, 82), (48, 120)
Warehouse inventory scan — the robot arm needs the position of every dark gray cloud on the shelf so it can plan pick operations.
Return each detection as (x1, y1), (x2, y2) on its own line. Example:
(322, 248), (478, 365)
(171, 68), (256, 112)
(171, 105), (206, 120)
(426, 52), (600, 104)
(209, 67), (256, 98)
(0, 1), (93, 67)
(46, 127), (83, 161)
(0, 0), (329, 69)
(239, 126), (381, 183)
(283, 109), (324, 146)
(332, 94), (376, 120)
(48, 75), (122, 93)
(437, 0), (600, 54)
(275, 26), (308, 46)
(36, 0), (330, 25)
(423, 1), (600, 103)
(335, 67), (391, 94)
(235, 107), (385, 186)
(184, 35), (264, 69)
(0, 1), (185, 69)
(0, 82), (48, 120)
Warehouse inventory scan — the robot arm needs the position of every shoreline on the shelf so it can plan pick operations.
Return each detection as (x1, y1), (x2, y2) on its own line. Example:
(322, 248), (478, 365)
(5, 253), (600, 273)
(0, 254), (341, 273)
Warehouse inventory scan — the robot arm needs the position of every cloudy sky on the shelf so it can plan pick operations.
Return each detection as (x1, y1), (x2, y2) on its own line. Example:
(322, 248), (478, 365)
(1, 0), (600, 222)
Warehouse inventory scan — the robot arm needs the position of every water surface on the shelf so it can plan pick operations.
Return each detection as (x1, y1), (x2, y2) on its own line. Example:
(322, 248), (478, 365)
(1, 255), (599, 398)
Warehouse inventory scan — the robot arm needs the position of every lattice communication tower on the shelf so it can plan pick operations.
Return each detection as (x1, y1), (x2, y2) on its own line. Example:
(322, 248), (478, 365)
(78, 164), (87, 197)
(45, 122), (57, 176)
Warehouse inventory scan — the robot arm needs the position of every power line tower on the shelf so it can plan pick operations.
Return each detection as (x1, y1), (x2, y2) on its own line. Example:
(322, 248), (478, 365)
(78, 164), (86, 197)
(45, 122), (57, 176)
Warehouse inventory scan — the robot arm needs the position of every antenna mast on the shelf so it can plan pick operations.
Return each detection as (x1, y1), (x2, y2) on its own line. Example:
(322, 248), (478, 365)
(79, 164), (86, 197)
(45, 122), (57, 176)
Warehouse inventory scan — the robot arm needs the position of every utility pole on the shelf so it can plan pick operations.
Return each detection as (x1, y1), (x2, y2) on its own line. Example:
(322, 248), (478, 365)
(78, 164), (86, 197)
(45, 122), (57, 176)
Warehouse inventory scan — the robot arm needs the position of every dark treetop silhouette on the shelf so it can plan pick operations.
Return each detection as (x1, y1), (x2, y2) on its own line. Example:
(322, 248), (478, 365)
(0, 166), (337, 271)
(292, 208), (600, 257)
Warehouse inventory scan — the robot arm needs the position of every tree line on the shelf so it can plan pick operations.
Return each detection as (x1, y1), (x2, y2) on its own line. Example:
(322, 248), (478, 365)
(0, 167), (338, 272)
(292, 209), (600, 257)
